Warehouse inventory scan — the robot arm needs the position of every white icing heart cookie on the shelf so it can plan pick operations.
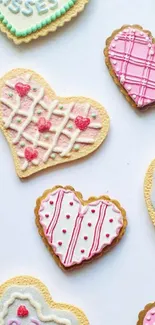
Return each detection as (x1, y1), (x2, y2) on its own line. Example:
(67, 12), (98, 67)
(0, 0), (89, 44)
(0, 275), (89, 325)
(35, 185), (127, 270)
(144, 159), (155, 225)
(0, 69), (109, 178)
(104, 25), (155, 110)
(137, 302), (155, 325)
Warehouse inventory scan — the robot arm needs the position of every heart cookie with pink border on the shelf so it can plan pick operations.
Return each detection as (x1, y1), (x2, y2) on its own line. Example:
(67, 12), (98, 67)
(0, 69), (109, 178)
(104, 25), (155, 110)
(137, 302), (155, 325)
(35, 185), (127, 270)
(0, 0), (89, 44)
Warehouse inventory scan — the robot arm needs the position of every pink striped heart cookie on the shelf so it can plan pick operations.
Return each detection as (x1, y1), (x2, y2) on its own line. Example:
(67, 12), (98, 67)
(35, 186), (127, 270)
(137, 303), (155, 325)
(0, 69), (109, 178)
(104, 25), (155, 110)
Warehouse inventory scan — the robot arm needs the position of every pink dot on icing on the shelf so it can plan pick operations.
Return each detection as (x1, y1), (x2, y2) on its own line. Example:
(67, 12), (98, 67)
(88, 222), (92, 227)
(81, 249), (85, 253)
(146, 316), (151, 321)
(50, 201), (53, 205)
(66, 214), (70, 219)
(109, 219), (113, 223)
(106, 234), (110, 238)
(91, 209), (95, 213)
(58, 241), (62, 246)
(84, 236), (88, 240)
(69, 202), (73, 206)
(62, 229), (67, 234)
(45, 214), (49, 218)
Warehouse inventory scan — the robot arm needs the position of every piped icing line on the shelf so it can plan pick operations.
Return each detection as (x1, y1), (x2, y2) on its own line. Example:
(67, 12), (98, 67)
(38, 187), (125, 268)
(106, 26), (155, 108)
(0, 73), (102, 172)
(0, 0), (78, 38)
(88, 203), (108, 257)
(0, 293), (71, 325)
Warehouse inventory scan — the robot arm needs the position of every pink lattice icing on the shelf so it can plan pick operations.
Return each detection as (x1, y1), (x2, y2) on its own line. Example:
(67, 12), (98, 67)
(108, 27), (155, 108)
(39, 188), (124, 268)
(0, 73), (102, 171)
(143, 307), (155, 325)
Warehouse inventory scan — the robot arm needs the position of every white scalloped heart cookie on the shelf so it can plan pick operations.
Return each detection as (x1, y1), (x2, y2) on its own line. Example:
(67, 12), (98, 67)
(0, 69), (109, 178)
(0, 275), (89, 325)
(35, 186), (127, 270)
(0, 0), (89, 44)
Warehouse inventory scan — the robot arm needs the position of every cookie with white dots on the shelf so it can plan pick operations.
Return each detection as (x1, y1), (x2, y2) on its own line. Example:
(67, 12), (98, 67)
(0, 69), (109, 178)
(35, 185), (127, 271)
(137, 303), (155, 325)
(104, 25), (155, 110)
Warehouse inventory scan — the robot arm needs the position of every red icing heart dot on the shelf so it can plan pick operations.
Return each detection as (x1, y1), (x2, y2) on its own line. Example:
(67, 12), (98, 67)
(62, 229), (67, 234)
(45, 214), (49, 218)
(17, 305), (29, 318)
(37, 117), (51, 133)
(74, 116), (90, 131)
(24, 147), (38, 162)
(106, 234), (110, 238)
(88, 222), (92, 227)
(69, 202), (73, 206)
(50, 201), (54, 205)
(109, 219), (113, 223)
(81, 249), (85, 253)
(91, 209), (95, 213)
(66, 214), (70, 219)
(58, 241), (62, 246)
(15, 83), (31, 97)
(84, 236), (88, 240)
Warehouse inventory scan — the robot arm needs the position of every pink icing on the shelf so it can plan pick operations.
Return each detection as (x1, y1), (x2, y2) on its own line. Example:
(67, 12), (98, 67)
(143, 307), (155, 325)
(38, 188), (123, 268)
(108, 27), (155, 108)
(1, 74), (102, 171)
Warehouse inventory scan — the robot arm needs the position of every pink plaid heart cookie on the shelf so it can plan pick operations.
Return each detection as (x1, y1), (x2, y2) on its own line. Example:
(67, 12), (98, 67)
(35, 186), (127, 270)
(137, 303), (155, 325)
(0, 69), (109, 178)
(104, 25), (155, 110)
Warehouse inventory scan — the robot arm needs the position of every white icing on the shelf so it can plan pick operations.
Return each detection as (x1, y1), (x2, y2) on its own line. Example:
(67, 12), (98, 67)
(39, 188), (123, 267)
(0, 286), (79, 325)
(1, 74), (102, 170)
(0, 0), (71, 32)
(0, 293), (71, 325)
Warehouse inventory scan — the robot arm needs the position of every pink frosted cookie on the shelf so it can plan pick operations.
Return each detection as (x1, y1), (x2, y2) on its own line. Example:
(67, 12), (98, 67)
(104, 25), (155, 110)
(35, 185), (127, 271)
(0, 69), (109, 178)
(0, 275), (89, 325)
(137, 303), (155, 325)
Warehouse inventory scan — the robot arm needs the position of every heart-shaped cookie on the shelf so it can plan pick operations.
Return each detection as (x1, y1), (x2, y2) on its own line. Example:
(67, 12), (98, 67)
(0, 69), (109, 178)
(104, 25), (155, 110)
(0, 0), (89, 44)
(144, 159), (155, 226)
(0, 275), (89, 325)
(35, 185), (127, 270)
(137, 303), (155, 325)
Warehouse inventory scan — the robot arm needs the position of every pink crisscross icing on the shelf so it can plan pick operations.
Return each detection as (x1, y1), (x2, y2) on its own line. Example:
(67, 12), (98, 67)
(108, 27), (155, 108)
(0, 73), (102, 171)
